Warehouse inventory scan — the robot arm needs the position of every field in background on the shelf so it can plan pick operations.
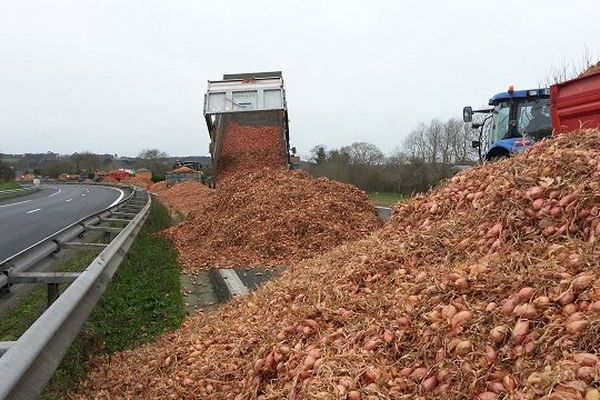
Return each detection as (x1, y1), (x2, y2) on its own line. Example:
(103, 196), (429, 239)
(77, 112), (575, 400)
(368, 192), (406, 206)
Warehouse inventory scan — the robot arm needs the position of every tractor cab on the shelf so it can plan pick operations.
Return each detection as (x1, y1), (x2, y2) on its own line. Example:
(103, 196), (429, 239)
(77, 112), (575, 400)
(463, 87), (552, 161)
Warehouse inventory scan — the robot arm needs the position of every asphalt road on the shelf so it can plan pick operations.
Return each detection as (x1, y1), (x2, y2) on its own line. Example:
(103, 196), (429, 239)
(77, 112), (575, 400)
(0, 184), (124, 262)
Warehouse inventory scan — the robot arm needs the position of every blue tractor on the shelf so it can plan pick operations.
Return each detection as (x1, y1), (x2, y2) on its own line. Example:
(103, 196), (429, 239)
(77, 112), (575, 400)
(463, 86), (553, 161)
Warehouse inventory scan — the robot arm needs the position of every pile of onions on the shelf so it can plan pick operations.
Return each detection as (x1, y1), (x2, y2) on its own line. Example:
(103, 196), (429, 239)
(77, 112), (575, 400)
(156, 180), (212, 217)
(160, 169), (381, 272)
(74, 130), (600, 399)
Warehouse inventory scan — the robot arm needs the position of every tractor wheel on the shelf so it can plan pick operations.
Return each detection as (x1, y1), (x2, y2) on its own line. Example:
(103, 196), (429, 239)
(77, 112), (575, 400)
(488, 153), (510, 162)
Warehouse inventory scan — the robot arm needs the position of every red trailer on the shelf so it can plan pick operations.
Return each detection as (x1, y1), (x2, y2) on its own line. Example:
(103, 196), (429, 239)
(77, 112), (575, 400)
(550, 71), (600, 134)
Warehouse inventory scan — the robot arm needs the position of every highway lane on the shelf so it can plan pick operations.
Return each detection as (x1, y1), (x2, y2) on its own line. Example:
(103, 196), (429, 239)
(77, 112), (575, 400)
(0, 184), (124, 262)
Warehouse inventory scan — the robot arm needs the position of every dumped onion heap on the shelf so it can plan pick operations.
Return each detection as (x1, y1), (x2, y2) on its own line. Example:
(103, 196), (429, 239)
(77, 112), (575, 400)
(75, 131), (600, 400)
(171, 166), (196, 174)
(580, 62), (600, 79)
(121, 175), (154, 190)
(101, 175), (119, 183)
(217, 122), (287, 185)
(156, 181), (212, 217)
(149, 180), (168, 193)
(162, 169), (381, 271)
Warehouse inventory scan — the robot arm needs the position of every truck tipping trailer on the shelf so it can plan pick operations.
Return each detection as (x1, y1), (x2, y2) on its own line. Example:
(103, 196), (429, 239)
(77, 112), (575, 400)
(550, 71), (600, 134)
(463, 70), (600, 162)
(203, 71), (291, 186)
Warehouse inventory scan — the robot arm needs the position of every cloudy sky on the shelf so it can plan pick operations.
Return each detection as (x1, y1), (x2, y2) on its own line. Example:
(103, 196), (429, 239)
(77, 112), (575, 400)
(1, 0), (599, 158)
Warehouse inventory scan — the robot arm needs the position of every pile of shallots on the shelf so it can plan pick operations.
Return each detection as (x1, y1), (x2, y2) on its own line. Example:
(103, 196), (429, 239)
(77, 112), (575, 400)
(121, 175), (154, 190)
(148, 180), (168, 193)
(580, 62), (600, 78)
(156, 181), (212, 217)
(161, 169), (381, 271)
(74, 131), (600, 399)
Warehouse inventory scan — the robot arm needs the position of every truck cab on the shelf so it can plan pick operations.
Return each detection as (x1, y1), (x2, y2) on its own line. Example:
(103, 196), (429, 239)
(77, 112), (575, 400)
(463, 87), (552, 161)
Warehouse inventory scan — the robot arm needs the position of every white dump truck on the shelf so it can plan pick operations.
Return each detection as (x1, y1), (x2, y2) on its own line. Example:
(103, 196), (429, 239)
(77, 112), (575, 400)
(203, 71), (292, 185)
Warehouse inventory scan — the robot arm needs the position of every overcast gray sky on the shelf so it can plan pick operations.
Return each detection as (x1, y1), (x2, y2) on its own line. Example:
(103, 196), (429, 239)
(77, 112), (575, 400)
(1, 0), (599, 158)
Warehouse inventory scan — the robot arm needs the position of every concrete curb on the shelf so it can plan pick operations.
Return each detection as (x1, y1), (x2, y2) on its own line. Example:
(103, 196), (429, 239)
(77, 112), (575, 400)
(376, 206), (393, 221)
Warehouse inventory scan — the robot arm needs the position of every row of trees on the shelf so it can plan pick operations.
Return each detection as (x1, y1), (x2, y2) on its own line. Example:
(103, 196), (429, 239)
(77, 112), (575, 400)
(2, 117), (474, 194)
(0, 160), (15, 182)
(307, 118), (477, 195)
(404, 118), (473, 164)
(1, 149), (172, 179)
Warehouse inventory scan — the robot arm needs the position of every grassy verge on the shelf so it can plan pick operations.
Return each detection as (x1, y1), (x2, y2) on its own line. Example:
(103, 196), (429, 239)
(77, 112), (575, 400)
(85, 199), (185, 352)
(0, 252), (98, 341)
(368, 191), (406, 206)
(0, 182), (33, 201)
(0, 200), (185, 399)
(0, 181), (21, 190)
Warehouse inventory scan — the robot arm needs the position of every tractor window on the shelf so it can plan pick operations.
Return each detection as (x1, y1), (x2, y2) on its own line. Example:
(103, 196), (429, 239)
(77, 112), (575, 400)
(518, 98), (552, 140)
(490, 103), (510, 143)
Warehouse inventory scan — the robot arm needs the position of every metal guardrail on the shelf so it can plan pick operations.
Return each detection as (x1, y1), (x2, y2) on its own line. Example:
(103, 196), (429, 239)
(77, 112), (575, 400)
(0, 183), (134, 269)
(0, 186), (151, 400)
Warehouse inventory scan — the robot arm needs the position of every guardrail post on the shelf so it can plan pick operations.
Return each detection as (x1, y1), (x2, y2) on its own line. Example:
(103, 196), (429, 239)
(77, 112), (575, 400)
(47, 283), (59, 308)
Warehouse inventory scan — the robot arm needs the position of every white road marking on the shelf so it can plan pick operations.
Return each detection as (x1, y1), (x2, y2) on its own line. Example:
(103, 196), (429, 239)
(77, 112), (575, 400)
(66, 198), (73, 202)
(26, 208), (41, 214)
(107, 188), (125, 208)
(1, 185), (130, 264)
(48, 188), (61, 197)
(81, 194), (85, 197)
(0, 199), (31, 208)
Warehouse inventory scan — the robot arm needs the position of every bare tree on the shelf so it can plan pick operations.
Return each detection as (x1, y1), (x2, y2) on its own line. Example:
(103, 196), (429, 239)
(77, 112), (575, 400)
(404, 123), (428, 161)
(544, 48), (598, 85)
(387, 147), (408, 167)
(0, 159), (15, 182)
(445, 118), (474, 164)
(139, 148), (168, 160)
(138, 148), (169, 173)
(342, 142), (384, 166)
(306, 119), (477, 196)
(425, 119), (444, 164)
(71, 152), (101, 173)
(309, 145), (328, 165)
(39, 158), (76, 178)
(404, 118), (476, 165)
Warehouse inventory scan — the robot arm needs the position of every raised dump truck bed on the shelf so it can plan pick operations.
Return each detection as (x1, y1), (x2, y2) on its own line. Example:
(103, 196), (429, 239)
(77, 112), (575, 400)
(204, 72), (291, 185)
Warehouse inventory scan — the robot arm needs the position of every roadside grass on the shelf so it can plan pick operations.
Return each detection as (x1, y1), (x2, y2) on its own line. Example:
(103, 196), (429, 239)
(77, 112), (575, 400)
(0, 251), (98, 341)
(368, 191), (407, 206)
(0, 182), (30, 201)
(0, 182), (21, 190)
(85, 199), (185, 352)
(0, 199), (184, 399)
